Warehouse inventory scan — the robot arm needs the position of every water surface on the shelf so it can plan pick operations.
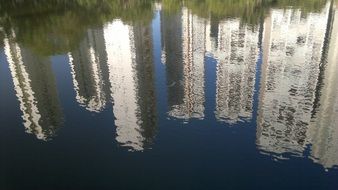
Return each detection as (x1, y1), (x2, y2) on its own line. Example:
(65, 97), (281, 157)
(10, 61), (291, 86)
(1, 0), (338, 189)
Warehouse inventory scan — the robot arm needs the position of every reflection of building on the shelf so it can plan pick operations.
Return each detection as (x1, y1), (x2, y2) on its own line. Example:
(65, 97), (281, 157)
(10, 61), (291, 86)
(4, 34), (62, 140)
(104, 20), (157, 151)
(133, 23), (158, 147)
(207, 19), (259, 124)
(257, 3), (331, 157)
(161, 9), (185, 113)
(163, 8), (206, 120)
(68, 28), (109, 112)
(308, 4), (338, 169)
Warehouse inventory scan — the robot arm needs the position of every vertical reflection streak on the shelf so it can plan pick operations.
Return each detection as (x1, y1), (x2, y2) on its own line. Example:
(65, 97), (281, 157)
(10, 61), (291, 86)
(4, 30), (63, 140)
(212, 20), (260, 124)
(308, 3), (338, 169)
(68, 29), (107, 112)
(167, 8), (206, 120)
(105, 20), (145, 151)
(4, 36), (45, 140)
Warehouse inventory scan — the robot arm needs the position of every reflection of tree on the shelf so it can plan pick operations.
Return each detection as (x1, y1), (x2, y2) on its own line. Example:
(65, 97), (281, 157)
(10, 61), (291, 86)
(161, 0), (183, 14)
(184, 0), (270, 24)
(163, 0), (327, 24)
(270, 0), (328, 13)
(0, 0), (328, 56)
(0, 0), (155, 56)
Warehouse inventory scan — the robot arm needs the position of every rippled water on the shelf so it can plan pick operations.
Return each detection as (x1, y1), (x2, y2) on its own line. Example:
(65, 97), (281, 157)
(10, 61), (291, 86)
(1, 0), (338, 189)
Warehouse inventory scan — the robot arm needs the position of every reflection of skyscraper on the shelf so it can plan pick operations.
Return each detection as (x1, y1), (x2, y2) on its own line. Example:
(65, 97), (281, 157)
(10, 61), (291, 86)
(165, 8), (206, 120)
(104, 20), (157, 151)
(4, 34), (63, 141)
(208, 19), (259, 124)
(257, 3), (331, 157)
(69, 28), (109, 112)
(161, 9), (185, 111)
(308, 4), (338, 169)
(133, 23), (158, 147)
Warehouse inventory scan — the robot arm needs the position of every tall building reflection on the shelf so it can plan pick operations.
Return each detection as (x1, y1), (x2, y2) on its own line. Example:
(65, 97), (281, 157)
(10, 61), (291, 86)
(257, 3), (331, 158)
(104, 20), (157, 151)
(2, 1), (337, 163)
(133, 23), (158, 147)
(161, 9), (185, 115)
(162, 8), (206, 120)
(4, 33), (63, 140)
(307, 3), (338, 169)
(207, 19), (260, 124)
(68, 28), (109, 113)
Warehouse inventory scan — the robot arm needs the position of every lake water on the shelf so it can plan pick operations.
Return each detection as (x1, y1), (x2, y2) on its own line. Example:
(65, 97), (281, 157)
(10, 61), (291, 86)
(1, 0), (338, 189)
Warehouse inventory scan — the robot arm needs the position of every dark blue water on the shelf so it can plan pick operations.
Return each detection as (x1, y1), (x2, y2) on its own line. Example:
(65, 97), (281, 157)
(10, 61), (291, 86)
(1, 1), (338, 189)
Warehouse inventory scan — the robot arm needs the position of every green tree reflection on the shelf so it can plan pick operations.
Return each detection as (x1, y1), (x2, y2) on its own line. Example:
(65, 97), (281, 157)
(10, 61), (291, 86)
(165, 0), (327, 24)
(0, 0), (328, 56)
(0, 0), (155, 55)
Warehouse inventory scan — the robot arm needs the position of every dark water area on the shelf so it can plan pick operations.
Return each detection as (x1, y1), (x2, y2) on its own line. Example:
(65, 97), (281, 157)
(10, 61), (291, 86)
(1, 0), (338, 189)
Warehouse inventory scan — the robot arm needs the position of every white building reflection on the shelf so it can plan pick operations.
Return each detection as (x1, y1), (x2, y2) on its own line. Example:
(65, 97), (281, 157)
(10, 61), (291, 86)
(207, 19), (260, 124)
(4, 36), (44, 139)
(257, 3), (331, 159)
(307, 4), (338, 169)
(3, 1), (338, 164)
(68, 28), (108, 113)
(104, 20), (157, 151)
(4, 33), (62, 140)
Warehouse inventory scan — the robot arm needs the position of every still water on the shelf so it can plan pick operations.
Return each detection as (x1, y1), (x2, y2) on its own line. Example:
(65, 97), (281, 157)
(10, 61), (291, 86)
(1, 0), (338, 189)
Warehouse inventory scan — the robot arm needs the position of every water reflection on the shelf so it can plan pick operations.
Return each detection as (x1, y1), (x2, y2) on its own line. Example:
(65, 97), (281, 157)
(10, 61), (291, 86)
(0, 0), (155, 55)
(308, 3), (338, 169)
(68, 28), (109, 112)
(161, 8), (185, 118)
(162, 8), (206, 120)
(3, 32), (63, 140)
(208, 19), (260, 124)
(257, 2), (331, 159)
(1, 0), (338, 169)
(104, 20), (157, 151)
